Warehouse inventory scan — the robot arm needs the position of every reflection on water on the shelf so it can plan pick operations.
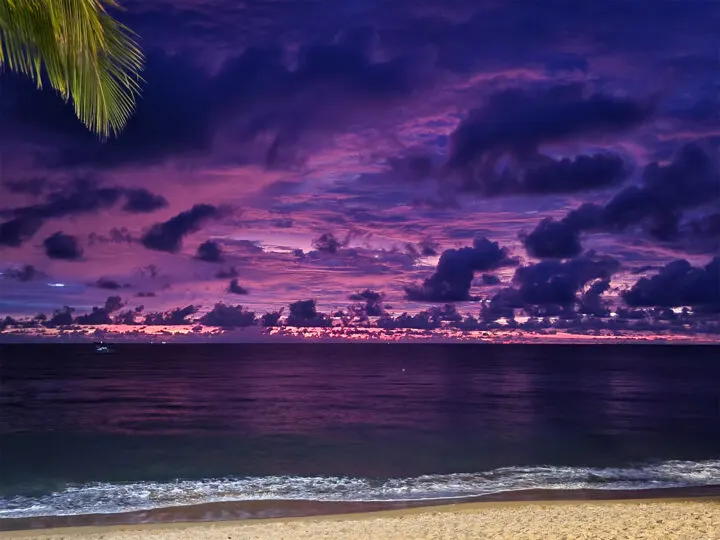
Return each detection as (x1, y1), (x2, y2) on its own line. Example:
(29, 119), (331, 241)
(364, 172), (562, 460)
(1, 344), (719, 488)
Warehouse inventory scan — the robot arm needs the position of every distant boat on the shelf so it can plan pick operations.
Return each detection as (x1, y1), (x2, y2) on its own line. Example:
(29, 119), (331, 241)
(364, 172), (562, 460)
(94, 341), (115, 354)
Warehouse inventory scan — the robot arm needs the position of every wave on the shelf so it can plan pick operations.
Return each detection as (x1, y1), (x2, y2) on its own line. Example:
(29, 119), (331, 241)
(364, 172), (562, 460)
(1, 459), (719, 518)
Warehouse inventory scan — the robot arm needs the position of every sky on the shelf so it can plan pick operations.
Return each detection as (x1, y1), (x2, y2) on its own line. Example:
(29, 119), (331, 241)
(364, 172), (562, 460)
(1, 0), (719, 340)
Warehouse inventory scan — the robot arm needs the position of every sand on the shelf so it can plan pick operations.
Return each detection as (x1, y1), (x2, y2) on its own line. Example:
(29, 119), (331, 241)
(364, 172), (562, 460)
(2, 498), (720, 540)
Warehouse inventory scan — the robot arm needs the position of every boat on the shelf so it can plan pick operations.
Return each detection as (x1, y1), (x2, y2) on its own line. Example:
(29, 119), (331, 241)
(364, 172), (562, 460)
(94, 341), (115, 354)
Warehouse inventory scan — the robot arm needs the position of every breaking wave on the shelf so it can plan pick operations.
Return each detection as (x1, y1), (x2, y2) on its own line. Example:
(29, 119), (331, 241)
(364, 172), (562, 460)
(1, 459), (719, 518)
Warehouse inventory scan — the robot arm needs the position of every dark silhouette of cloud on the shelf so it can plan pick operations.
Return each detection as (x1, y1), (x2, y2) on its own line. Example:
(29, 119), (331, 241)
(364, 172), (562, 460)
(0, 216), (43, 247)
(228, 278), (249, 295)
(512, 252), (621, 307)
(286, 299), (331, 327)
(481, 273), (501, 285)
(144, 305), (199, 325)
(94, 278), (129, 290)
(43, 232), (83, 260)
(260, 309), (284, 327)
(447, 84), (652, 169)
(312, 232), (343, 254)
(521, 218), (583, 259)
(196, 240), (223, 262)
(199, 303), (257, 328)
(3, 177), (48, 196)
(0, 181), (168, 247)
(623, 257), (720, 311)
(522, 154), (628, 194)
(216, 266), (239, 279)
(7, 30), (417, 168)
(141, 204), (220, 253)
(122, 188), (169, 213)
(348, 289), (385, 316)
(2, 264), (40, 282)
(405, 237), (515, 302)
(46, 306), (75, 327)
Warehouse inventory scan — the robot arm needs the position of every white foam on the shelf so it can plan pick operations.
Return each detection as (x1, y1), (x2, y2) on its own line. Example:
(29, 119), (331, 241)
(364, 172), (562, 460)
(1, 459), (719, 518)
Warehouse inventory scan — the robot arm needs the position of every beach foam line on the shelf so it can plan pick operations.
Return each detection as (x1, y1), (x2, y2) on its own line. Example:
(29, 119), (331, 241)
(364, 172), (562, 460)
(1, 459), (719, 519)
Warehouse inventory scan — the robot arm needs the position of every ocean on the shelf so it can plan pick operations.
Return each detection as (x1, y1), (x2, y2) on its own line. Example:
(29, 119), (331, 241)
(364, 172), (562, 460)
(1, 344), (719, 529)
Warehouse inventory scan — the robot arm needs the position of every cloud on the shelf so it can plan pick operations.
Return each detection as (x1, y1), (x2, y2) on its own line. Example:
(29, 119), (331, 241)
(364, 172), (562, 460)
(94, 278), (129, 290)
(0, 181), (168, 247)
(2, 177), (48, 196)
(405, 237), (516, 302)
(228, 278), (249, 295)
(348, 288), (385, 316)
(141, 204), (221, 253)
(286, 299), (332, 327)
(522, 154), (628, 194)
(8, 30), (418, 169)
(447, 84), (652, 169)
(312, 232), (344, 254)
(43, 232), (83, 260)
(521, 218), (582, 259)
(122, 188), (169, 213)
(512, 252), (620, 307)
(144, 305), (199, 325)
(199, 303), (257, 328)
(0, 216), (43, 247)
(2, 264), (41, 282)
(196, 240), (223, 262)
(623, 257), (720, 311)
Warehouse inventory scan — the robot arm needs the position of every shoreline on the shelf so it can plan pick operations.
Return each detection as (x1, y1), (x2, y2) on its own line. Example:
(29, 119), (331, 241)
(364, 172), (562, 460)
(1, 494), (719, 540)
(2, 485), (719, 533)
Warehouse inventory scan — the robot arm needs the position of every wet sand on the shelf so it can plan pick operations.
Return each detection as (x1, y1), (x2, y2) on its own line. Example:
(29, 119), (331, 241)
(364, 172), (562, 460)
(2, 496), (719, 540)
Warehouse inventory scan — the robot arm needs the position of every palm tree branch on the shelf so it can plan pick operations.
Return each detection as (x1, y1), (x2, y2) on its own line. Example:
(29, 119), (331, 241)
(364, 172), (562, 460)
(0, 0), (144, 138)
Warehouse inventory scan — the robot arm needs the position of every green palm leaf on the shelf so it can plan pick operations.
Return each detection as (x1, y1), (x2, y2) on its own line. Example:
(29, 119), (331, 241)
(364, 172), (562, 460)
(0, 0), (144, 139)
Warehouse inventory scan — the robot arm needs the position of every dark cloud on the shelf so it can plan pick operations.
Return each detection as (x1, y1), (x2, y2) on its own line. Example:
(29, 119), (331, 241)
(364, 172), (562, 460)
(46, 306), (75, 327)
(522, 154), (628, 194)
(623, 257), (720, 311)
(196, 240), (223, 262)
(312, 232), (343, 254)
(122, 188), (169, 213)
(447, 84), (652, 169)
(75, 307), (113, 325)
(0, 181), (167, 247)
(2, 264), (40, 282)
(215, 266), (239, 279)
(521, 218), (582, 259)
(260, 309), (283, 327)
(144, 305), (199, 325)
(43, 232), (83, 260)
(94, 278), (129, 290)
(512, 252), (620, 307)
(405, 237), (515, 302)
(543, 142), (720, 251)
(141, 204), (220, 253)
(3, 177), (48, 196)
(0, 216), (43, 247)
(228, 278), (249, 295)
(348, 289), (385, 316)
(481, 273), (501, 285)
(578, 278), (612, 317)
(286, 299), (332, 327)
(104, 296), (125, 313)
(5, 179), (122, 221)
(7, 30), (417, 168)
(88, 227), (136, 246)
(199, 303), (257, 328)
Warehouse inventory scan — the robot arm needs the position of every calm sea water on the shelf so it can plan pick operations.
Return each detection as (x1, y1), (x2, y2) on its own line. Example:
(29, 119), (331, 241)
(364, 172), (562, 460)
(1, 344), (719, 521)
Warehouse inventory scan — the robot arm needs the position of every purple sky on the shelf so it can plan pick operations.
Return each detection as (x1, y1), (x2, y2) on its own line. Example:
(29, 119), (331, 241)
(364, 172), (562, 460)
(1, 0), (719, 339)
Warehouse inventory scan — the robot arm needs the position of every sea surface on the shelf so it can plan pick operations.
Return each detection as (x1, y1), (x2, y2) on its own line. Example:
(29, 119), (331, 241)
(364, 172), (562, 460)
(1, 344), (719, 528)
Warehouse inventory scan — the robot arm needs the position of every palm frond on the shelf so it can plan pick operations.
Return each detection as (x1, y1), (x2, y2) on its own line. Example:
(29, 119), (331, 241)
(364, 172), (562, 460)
(0, 0), (144, 138)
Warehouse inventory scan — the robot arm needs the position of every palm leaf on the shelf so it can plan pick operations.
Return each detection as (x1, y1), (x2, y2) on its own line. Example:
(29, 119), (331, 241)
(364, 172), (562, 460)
(0, 0), (144, 138)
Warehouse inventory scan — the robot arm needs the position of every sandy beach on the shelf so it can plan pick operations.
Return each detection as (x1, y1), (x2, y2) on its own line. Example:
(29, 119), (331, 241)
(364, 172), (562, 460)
(2, 498), (719, 540)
